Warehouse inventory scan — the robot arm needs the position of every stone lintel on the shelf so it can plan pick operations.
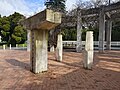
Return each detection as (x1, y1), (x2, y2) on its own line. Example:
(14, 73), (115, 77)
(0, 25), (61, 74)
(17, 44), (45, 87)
(22, 9), (61, 74)
(21, 9), (61, 30)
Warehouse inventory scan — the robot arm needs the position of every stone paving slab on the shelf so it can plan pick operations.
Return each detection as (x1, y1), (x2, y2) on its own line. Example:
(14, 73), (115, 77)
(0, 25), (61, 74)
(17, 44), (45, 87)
(0, 50), (120, 90)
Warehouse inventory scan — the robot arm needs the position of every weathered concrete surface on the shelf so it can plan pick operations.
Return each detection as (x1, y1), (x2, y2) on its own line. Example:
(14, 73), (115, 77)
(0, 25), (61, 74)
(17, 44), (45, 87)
(3, 45), (6, 50)
(50, 30), (55, 52)
(106, 20), (112, 50)
(50, 45), (55, 52)
(22, 9), (61, 73)
(9, 44), (11, 50)
(22, 9), (61, 30)
(30, 30), (48, 73)
(84, 31), (94, 69)
(56, 34), (63, 62)
(27, 30), (31, 51)
(0, 36), (1, 42)
(99, 8), (105, 53)
(76, 10), (82, 52)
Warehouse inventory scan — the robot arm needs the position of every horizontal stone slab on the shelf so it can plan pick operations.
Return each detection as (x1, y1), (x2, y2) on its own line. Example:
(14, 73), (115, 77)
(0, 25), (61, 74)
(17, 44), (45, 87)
(21, 9), (61, 30)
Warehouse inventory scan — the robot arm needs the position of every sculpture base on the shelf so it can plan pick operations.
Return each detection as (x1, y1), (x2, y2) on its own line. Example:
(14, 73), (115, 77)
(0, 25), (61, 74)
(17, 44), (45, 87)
(83, 50), (93, 70)
(30, 30), (48, 73)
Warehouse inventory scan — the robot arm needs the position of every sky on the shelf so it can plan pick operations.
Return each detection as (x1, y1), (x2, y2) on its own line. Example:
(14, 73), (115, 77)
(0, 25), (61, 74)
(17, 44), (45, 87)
(0, 0), (81, 17)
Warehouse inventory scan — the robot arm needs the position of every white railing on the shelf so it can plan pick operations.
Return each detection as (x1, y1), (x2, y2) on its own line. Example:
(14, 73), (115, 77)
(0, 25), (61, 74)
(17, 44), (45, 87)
(63, 41), (120, 50)
(0, 44), (27, 50)
(1, 41), (120, 50)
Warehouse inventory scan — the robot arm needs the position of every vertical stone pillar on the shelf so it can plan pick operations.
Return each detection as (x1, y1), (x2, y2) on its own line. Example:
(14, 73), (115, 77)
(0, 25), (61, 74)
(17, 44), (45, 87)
(3, 45), (6, 50)
(30, 30), (48, 73)
(50, 45), (55, 52)
(27, 30), (31, 51)
(106, 20), (112, 50)
(76, 9), (82, 52)
(84, 31), (93, 69)
(50, 30), (55, 52)
(16, 44), (18, 48)
(10, 44), (11, 50)
(0, 36), (1, 42)
(99, 8), (105, 53)
(56, 34), (63, 62)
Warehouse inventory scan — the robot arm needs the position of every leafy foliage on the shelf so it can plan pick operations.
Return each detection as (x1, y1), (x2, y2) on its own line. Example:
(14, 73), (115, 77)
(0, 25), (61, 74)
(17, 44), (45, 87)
(112, 20), (120, 41)
(12, 26), (26, 43)
(0, 12), (26, 46)
(62, 22), (120, 41)
(45, 0), (66, 12)
(62, 28), (77, 41)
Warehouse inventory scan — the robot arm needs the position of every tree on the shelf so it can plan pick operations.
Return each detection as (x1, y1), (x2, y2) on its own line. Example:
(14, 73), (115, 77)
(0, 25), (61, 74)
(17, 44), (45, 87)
(90, 0), (120, 7)
(45, 0), (66, 49)
(0, 12), (26, 46)
(11, 25), (26, 44)
(45, 0), (66, 12)
(111, 20), (120, 41)
(63, 28), (77, 41)
(8, 12), (26, 46)
(0, 16), (10, 42)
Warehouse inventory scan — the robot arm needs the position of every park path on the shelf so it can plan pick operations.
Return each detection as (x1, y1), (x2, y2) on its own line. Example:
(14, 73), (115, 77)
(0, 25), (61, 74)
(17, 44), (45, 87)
(0, 50), (120, 90)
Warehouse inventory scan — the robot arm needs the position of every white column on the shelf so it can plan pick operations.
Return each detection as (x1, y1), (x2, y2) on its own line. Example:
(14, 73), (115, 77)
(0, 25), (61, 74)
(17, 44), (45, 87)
(99, 8), (105, 53)
(49, 30), (55, 52)
(3, 45), (6, 50)
(30, 30), (48, 74)
(16, 44), (18, 48)
(56, 34), (63, 62)
(27, 30), (31, 51)
(106, 20), (112, 50)
(0, 36), (1, 42)
(76, 9), (82, 52)
(9, 44), (11, 50)
(50, 45), (55, 52)
(84, 31), (94, 69)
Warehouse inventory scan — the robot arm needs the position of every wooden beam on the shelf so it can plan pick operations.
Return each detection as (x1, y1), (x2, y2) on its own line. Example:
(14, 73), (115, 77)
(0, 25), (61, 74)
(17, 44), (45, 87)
(104, 2), (120, 12)
(111, 12), (120, 19)
(81, 2), (120, 16)
(81, 8), (99, 16)
(60, 2), (120, 28)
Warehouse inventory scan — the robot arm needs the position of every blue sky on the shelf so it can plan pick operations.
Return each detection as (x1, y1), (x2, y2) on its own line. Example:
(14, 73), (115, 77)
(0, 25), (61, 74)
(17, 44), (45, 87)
(0, 0), (87, 17)
(0, 0), (46, 17)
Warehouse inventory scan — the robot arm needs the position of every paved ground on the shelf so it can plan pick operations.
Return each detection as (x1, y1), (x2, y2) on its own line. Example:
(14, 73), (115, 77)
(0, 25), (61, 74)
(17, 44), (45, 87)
(0, 50), (120, 90)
